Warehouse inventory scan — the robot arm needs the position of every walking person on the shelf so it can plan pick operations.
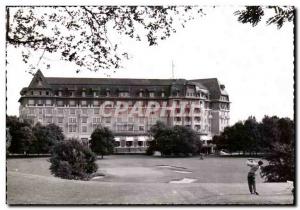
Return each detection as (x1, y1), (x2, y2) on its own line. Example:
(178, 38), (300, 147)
(247, 158), (263, 195)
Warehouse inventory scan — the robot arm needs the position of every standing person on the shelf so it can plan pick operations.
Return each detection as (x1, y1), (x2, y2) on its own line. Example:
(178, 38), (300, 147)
(247, 159), (263, 195)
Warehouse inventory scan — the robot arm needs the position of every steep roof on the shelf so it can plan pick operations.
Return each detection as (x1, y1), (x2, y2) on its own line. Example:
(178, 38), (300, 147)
(190, 78), (228, 99)
(45, 77), (186, 86)
(24, 71), (229, 98)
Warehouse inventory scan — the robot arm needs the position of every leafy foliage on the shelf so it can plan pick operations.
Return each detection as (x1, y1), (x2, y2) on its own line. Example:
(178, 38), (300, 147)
(213, 115), (295, 182)
(49, 139), (98, 180)
(147, 121), (201, 156)
(90, 126), (115, 158)
(32, 123), (64, 153)
(6, 128), (12, 151)
(6, 115), (64, 154)
(260, 117), (294, 182)
(7, 6), (203, 74)
(6, 115), (34, 154)
(234, 6), (294, 29)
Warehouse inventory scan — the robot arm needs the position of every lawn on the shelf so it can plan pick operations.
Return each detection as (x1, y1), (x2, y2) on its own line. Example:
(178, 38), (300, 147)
(6, 155), (293, 205)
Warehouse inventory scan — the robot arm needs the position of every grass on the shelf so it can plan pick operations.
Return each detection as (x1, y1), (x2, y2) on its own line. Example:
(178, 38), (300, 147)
(6, 155), (293, 205)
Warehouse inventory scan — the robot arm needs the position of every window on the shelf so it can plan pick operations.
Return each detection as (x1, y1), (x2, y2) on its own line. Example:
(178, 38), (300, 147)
(46, 108), (52, 115)
(139, 92), (143, 97)
(94, 109), (99, 114)
(119, 92), (129, 97)
(139, 126), (144, 131)
(82, 91), (86, 97)
(81, 100), (87, 106)
(126, 141), (133, 147)
(57, 108), (64, 115)
(82, 117), (87, 123)
(28, 99), (34, 106)
(46, 91), (49, 96)
(138, 117), (144, 123)
(58, 117), (63, 123)
(58, 91), (62, 96)
(29, 108), (35, 114)
(104, 117), (111, 123)
(46, 100), (52, 106)
(69, 117), (76, 123)
(68, 125), (76, 132)
(39, 108), (43, 114)
(92, 118), (101, 124)
(46, 117), (52, 123)
(161, 92), (165, 97)
(82, 126), (87, 133)
(70, 109), (75, 115)
(93, 100), (99, 106)
(57, 100), (63, 107)
(138, 141), (143, 147)
(81, 109), (87, 115)
(149, 92), (155, 97)
(128, 124), (133, 131)
(37, 100), (43, 106)
(69, 100), (75, 107)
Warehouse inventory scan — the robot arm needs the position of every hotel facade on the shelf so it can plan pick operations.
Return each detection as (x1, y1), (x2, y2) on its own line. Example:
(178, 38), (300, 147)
(19, 70), (230, 153)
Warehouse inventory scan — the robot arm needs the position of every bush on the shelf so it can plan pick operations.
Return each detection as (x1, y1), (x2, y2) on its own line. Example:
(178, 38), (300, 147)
(49, 139), (98, 180)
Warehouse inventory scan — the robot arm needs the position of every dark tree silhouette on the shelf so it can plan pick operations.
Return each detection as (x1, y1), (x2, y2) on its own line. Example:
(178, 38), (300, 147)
(6, 6), (203, 74)
(234, 6), (294, 28)
(90, 126), (115, 159)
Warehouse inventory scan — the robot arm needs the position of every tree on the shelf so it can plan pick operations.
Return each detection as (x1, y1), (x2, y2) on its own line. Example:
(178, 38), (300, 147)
(18, 126), (37, 155)
(6, 115), (34, 154)
(7, 6), (203, 74)
(6, 128), (12, 151)
(234, 6), (294, 29)
(147, 122), (201, 156)
(260, 117), (294, 182)
(243, 116), (261, 155)
(90, 126), (115, 158)
(32, 123), (64, 154)
(49, 139), (98, 180)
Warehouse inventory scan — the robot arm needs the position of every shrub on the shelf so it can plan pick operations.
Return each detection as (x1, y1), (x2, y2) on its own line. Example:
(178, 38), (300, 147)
(49, 139), (98, 180)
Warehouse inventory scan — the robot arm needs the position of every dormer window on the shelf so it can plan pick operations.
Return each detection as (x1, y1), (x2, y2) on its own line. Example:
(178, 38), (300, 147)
(161, 92), (165, 97)
(106, 89), (110, 97)
(82, 91), (86, 97)
(37, 80), (42, 87)
(139, 92), (143, 97)
(71, 91), (75, 97)
(93, 91), (97, 97)
(58, 91), (62, 97)
(149, 92), (155, 98)
(119, 92), (129, 97)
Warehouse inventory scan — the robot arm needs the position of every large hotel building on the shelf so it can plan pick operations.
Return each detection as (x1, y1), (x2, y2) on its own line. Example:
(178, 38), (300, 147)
(19, 70), (230, 153)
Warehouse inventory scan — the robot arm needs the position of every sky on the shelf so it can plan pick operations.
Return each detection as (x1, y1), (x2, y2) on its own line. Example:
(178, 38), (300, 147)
(6, 6), (294, 125)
